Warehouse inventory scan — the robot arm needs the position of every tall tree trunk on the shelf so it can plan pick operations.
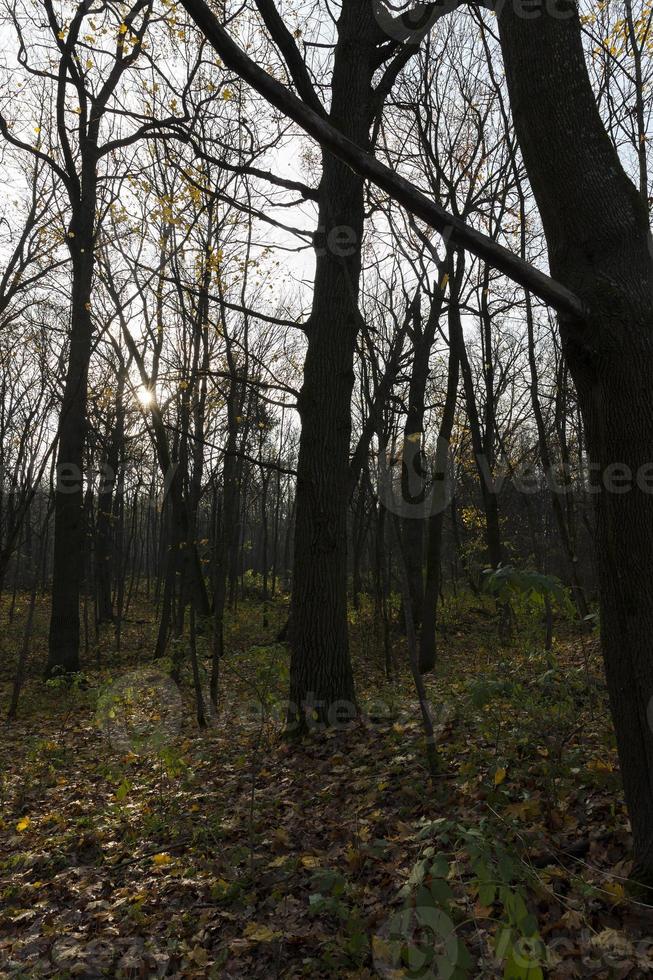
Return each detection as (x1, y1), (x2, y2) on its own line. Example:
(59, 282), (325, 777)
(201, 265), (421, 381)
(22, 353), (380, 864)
(96, 368), (125, 624)
(449, 271), (503, 569)
(210, 387), (240, 706)
(401, 289), (445, 629)
(288, 0), (378, 731)
(420, 259), (462, 673)
(47, 202), (95, 676)
(524, 292), (588, 619)
(498, 4), (653, 885)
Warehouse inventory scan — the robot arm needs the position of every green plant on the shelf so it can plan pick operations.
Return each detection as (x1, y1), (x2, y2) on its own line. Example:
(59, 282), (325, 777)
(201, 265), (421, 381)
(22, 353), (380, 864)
(481, 565), (573, 618)
(395, 819), (548, 979)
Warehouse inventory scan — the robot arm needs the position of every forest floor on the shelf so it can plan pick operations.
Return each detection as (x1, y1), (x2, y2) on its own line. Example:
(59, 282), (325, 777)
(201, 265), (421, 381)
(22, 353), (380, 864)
(1, 591), (653, 978)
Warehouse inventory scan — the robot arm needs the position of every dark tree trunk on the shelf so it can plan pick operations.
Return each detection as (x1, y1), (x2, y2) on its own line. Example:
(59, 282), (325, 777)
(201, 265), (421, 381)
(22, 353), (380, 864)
(259, 454), (270, 628)
(448, 272), (503, 570)
(498, 4), (653, 885)
(7, 572), (38, 722)
(420, 259), (462, 673)
(288, 0), (379, 731)
(350, 481), (368, 611)
(155, 511), (176, 662)
(524, 292), (588, 619)
(47, 202), (95, 676)
(401, 290), (445, 630)
(96, 369), (125, 624)
(210, 390), (240, 706)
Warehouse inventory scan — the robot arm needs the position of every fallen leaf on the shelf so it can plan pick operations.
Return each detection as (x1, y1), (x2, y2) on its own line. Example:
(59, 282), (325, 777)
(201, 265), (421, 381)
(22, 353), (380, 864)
(243, 923), (281, 942)
(151, 852), (172, 867)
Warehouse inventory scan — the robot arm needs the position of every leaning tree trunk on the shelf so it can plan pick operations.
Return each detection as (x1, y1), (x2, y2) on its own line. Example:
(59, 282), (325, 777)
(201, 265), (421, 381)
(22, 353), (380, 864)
(47, 201), (95, 676)
(498, 4), (653, 885)
(288, 0), (378, 731)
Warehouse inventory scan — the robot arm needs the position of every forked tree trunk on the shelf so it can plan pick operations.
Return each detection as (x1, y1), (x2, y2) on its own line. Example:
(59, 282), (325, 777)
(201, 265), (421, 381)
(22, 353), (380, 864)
(498, 4), (653, 884)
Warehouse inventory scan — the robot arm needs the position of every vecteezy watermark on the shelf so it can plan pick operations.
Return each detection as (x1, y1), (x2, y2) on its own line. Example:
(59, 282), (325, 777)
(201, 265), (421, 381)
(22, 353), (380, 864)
(210, 692), (437, 735)
(372, 904), (459, 979)
(372, 0), (460, 44)
(313, 223), (359, 258)
(372, 0), (576, 45)
(376, 434), (455, 519)
(46, 460), (179, 511)
(373, 434), (653, 520)
(96, 667), (182, 754)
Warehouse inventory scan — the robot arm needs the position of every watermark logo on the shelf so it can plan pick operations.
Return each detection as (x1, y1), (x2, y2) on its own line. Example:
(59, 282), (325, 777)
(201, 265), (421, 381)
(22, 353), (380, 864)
(376, 434), (455, 519)
(372, 0), (575, 45)
(372, 0), (459, 44)
(96, 667), (182, 754)
(372, 904), (459, 979)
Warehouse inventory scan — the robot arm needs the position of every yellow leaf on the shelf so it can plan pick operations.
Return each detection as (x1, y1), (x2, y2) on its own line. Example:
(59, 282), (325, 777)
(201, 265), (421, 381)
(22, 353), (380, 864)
(222, 88), (234, 100)
(57, 30), (66, 40)
(494, 767), (507, 786)
(588, 758), (614, 773)
(604, 881), (625, 906)
(16, 816), (31, 832)
(119, 23), (128, 34)
(152, 852), (172, 866)
(300, 855), (320, 869)
(243, 923), (281, 942)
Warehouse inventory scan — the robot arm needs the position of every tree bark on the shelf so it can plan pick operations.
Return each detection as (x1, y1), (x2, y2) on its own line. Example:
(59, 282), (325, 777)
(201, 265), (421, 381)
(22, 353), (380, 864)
(287, 0), (380, 731)
(401, 290), (444, 630)
(96, 367), (125, 624)
(420, 257), (462, 672)
(47, 201), (95, 675)
(498, 2), (653, 885)
(210, 381), (240, 706)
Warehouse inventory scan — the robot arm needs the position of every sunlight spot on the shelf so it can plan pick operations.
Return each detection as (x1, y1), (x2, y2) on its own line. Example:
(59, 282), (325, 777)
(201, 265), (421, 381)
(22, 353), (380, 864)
(137, 386), (154, 408)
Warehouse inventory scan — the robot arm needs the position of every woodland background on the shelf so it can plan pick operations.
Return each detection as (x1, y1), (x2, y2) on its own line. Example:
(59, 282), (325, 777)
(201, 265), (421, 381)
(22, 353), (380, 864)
(1, 0), (652, 976)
